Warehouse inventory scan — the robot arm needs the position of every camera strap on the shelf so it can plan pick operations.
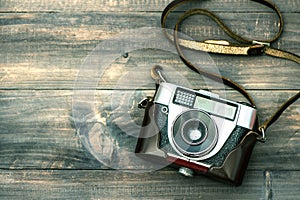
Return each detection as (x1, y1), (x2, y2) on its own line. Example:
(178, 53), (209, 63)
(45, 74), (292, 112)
(161, 0), (300, 142)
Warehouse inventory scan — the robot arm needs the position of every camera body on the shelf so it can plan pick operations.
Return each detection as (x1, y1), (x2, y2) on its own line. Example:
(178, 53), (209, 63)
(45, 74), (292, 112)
(135, 82), (259, 186)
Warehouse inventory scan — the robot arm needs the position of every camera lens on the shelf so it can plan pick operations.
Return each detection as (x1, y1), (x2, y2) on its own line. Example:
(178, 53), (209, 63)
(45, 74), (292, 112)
(172, 110), (218, 158)
(181, 119), (208, 146)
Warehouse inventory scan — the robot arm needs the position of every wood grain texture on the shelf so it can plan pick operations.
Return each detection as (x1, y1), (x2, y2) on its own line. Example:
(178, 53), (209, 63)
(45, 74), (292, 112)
(0, 169), (277, 200)
(0, 12), (299, 90)
(0, 0), (299, 12)
(0, 170), (299, 199)
(0, 0), (299, 198)
(0, 90), (299, 170)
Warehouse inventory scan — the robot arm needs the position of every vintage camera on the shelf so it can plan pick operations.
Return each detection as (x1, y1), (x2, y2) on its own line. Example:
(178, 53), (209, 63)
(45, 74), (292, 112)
(135, 79), (259, 186)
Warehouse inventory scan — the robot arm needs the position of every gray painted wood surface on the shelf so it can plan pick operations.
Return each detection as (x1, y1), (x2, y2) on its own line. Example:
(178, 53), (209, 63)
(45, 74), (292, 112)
(0, 0), (299, 199)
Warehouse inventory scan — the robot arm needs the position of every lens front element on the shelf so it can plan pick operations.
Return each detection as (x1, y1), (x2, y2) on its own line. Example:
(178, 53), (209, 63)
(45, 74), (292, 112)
(172, 110), (218, 158)
(181, 119), (208, 146)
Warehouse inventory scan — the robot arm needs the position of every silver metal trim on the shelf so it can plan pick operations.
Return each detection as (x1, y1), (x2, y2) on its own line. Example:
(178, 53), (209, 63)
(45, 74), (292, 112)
(171, 109), (219, 158)
(154, 82), (257, 161)
(178, 167), (194, 177)
(198, 89), (219, 98)
(252, 40), (270, 46)
(236, 104), (257, 130)
(161, 106), (169, 114)
(257, 127), (267, 143)
(154, 83), (176, 106)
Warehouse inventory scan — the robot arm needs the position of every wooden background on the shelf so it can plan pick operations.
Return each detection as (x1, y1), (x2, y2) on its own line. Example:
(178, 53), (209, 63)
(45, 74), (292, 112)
(0, 0), (299, 199)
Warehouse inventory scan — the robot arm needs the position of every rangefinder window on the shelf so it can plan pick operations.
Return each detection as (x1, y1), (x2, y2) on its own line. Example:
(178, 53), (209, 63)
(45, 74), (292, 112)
(194, 95), (237, 121)
(173, 87), (238, 120)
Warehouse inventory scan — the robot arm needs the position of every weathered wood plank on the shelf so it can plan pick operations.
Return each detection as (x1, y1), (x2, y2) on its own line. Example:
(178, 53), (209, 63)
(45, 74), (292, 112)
(0, 90), (103, 169)
(1, 13), (299, 90)
(1, 12), (298, 49)
(0, 169), (267, 199)
(1, 49), (299, 90)
(0, 0), (299, 198)
(271, 171), (300, 200)
(0, 170), (299, 199)
(0, 0), (299, 12)
(0, 90), (299, 170)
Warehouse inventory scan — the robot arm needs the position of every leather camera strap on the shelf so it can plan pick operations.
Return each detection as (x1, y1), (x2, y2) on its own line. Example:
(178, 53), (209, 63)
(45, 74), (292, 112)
(161, 0), (300, 141)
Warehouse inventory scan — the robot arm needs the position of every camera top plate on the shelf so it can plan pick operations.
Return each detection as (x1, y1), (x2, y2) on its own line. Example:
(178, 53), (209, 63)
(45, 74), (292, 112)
(154, 82), (257, 161)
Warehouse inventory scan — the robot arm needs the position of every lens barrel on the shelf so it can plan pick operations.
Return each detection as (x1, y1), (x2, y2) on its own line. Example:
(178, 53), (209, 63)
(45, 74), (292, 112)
(172, 110), (218, 157)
